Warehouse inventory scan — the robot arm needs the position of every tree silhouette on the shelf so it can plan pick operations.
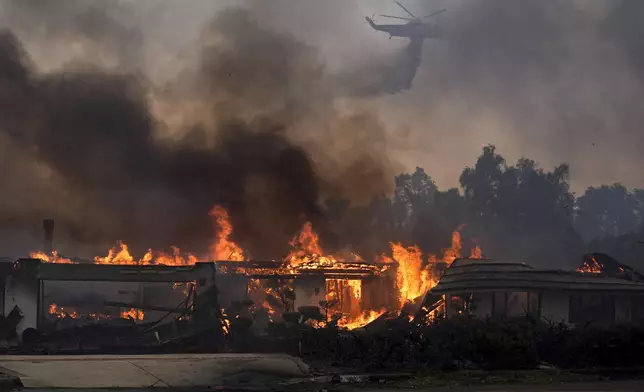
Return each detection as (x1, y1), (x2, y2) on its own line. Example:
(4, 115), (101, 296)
(459, 146), (581, 267)
(319, 144), (641, 271)
(575, 183), (642, 242)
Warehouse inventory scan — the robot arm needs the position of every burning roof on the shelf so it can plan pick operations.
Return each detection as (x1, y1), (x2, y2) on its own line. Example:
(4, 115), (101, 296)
(576, 253), (644, 281)
(433, 257), (644, 295)
(27, 205), (484, 331)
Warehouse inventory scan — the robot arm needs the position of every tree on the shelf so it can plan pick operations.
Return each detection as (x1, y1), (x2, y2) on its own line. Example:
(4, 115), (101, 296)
(459, 146), (582, 267)
(575, 184), (641, 242)
(393, 167), (438, 228)
(459, 145), (505, 218)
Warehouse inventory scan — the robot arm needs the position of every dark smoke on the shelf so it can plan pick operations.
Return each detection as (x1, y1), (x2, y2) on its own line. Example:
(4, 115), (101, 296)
(0, 4), (396, 259)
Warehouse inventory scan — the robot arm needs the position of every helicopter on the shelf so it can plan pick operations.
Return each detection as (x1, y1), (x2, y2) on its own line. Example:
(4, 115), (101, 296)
(366, 1), (446, 40)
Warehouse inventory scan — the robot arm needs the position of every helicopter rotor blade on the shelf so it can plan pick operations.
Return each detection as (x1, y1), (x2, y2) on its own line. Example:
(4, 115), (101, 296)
(395, 1), (418, 19)
(423, 9), (447, 19)
(380, 14), (415, 21)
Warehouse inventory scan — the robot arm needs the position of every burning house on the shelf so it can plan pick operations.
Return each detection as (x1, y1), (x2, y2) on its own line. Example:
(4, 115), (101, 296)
(0, 204), (483, 351)
(0, 201), (641, 354)
(432, 254), (644, 326)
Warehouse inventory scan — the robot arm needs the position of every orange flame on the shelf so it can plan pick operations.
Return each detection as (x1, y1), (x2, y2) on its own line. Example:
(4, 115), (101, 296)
(391, 243), (435, 306)
(338, 309), (386, 329)
(221, 308), (231, 336)
(48, 303), (112, 320)
(210, 205), (245, 261)
(470, 245), (483, 259)
(577, 257), (603, 274)
(388, 228), (484, 309)
(442, 231), (463, 264)
(286, 222), (334, 268)
(285, 222), (367, 270)
(154, 246), (198, 266)
(31, 251), (75, 264)
(48, 303), (79, 319)
(95, 242), (140, 265)
(32, 206), (245, 265)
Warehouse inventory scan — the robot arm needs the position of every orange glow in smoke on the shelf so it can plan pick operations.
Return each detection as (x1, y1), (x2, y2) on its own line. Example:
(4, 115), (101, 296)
(209, 205), (245, 261)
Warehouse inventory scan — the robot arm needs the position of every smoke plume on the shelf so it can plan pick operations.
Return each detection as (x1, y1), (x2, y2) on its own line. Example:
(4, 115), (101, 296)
(1, 0), (644, 261)
(0, 1), (397, 259)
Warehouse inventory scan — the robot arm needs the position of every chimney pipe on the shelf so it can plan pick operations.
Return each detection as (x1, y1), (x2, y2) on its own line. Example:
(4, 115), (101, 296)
(43, 219), (54, 255)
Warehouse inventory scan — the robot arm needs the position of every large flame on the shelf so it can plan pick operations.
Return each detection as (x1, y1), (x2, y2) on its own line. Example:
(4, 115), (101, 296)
(32, 205), (244, 266)
(389, 228), (484, 308)
(391, 243), (435, 306)
(209, 205), (245, 261)
(33, 211), (485, 331)
(286, 222), (346, 268)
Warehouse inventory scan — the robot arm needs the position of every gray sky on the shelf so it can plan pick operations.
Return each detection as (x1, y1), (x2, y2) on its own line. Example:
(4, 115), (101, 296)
(2, 0), (643, 195)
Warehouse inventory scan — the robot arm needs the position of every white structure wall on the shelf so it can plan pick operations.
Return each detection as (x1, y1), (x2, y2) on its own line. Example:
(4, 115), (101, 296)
(4, 276), (39, 339)
(293, 276), (325, 310)
(540, 291), (569, 324)
(471, 292), (493, 318)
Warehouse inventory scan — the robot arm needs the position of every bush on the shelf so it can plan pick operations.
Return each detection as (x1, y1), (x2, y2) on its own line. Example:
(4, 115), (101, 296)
(295, 316), (644, 371)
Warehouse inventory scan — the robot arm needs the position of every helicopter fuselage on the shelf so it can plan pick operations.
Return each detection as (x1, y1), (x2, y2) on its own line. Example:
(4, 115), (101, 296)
(365, 17), (441, 39)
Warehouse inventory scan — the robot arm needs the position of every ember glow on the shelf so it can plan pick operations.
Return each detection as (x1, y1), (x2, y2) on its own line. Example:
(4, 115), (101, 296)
(48, 303), (137, 321)
(248, 278), (294, 322)
(48, 303), (79, 319)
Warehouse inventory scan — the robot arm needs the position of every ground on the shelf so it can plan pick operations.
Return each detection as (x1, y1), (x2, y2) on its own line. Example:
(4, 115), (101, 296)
(2, 354), (644, 391)
(342, 380), (644, 392)
(20, 380), (644, 391)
